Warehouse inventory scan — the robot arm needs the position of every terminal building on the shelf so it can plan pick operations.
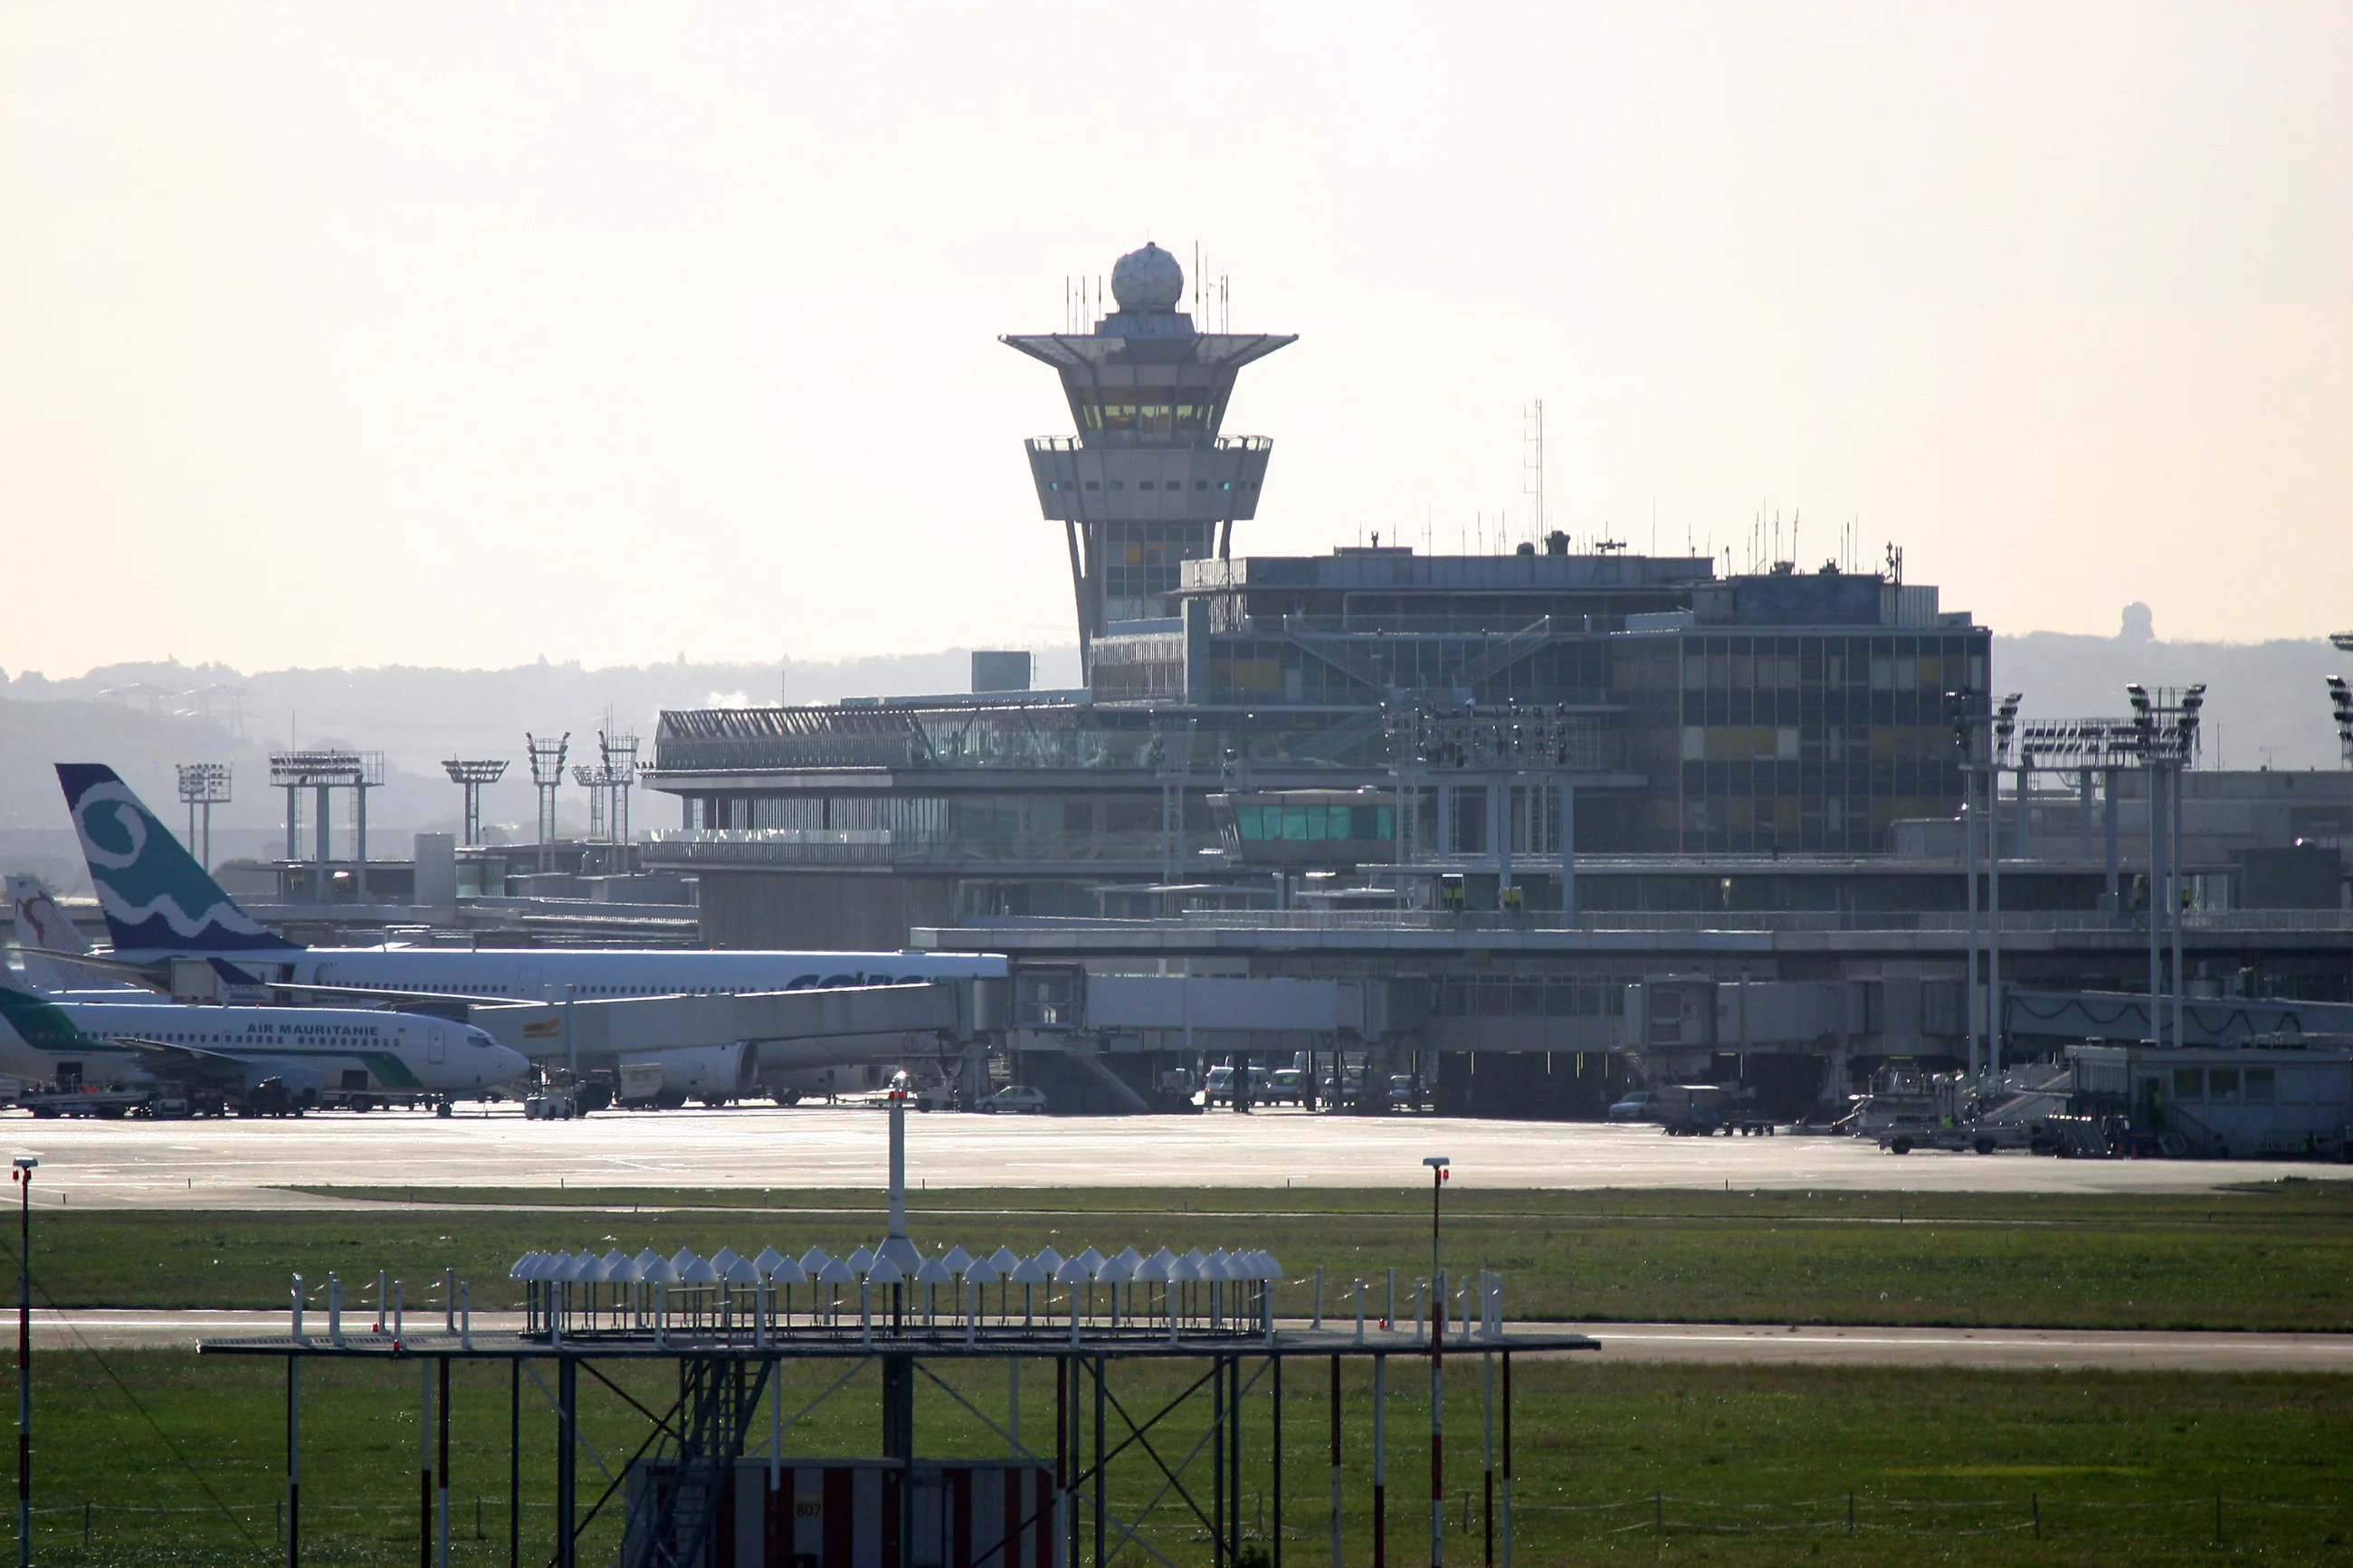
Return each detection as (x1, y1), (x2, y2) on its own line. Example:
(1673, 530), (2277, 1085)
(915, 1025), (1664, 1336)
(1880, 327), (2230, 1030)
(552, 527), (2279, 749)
(639, 244), (2350, 1117)
(644, 242), (1988, 942)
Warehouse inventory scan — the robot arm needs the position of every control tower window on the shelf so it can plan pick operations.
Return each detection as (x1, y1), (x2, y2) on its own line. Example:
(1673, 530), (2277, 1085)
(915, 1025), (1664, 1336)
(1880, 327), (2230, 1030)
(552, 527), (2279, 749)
(1078, 396), (1222, 434)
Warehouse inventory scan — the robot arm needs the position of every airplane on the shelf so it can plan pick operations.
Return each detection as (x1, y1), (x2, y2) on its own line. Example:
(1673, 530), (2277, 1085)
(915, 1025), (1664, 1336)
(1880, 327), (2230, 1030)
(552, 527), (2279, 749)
(5, 874), (140, 993)
(52, 764), (1007, 1105)
(0, 979), (531, 1113)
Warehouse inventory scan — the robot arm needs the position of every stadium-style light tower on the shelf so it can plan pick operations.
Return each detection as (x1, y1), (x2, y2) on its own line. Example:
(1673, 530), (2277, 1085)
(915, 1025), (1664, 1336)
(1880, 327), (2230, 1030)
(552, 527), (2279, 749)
(442, 759), (509, 847)
(174, 763), (231, 869)
(2328, 676), (2353, 768)
(526, 734), (569, 871)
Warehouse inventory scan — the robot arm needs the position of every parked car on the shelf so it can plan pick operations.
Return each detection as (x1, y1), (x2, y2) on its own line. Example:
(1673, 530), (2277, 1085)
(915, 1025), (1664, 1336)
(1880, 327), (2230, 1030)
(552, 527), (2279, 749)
(1204, 1066), (1276, 1107)
(978, 1085), (1049, 1115)
(1386, 1075), (1430, 1112)
(1267, 1068), (1307, 1106)
(1606, 1090), (1658, 1123)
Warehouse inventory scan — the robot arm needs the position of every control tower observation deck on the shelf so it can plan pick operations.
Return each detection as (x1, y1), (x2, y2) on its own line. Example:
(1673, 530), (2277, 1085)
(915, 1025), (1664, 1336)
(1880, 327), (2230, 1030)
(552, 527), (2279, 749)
(1004, 243), (1294, 674)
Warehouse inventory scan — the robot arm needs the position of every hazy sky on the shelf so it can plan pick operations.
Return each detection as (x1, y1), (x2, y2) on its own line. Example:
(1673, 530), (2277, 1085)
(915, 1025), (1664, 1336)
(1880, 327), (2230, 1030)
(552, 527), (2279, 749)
(3, 1), (2347, 679)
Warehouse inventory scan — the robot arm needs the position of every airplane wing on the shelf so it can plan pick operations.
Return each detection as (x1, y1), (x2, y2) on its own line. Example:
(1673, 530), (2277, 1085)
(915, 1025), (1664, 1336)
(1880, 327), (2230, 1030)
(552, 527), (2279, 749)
(110, 1036), (257, 1091)
(15, 950), (457, 1011)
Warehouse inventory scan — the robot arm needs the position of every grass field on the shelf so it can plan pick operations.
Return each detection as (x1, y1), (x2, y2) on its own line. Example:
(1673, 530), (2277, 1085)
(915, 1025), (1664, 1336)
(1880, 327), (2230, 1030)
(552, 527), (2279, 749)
(8, 1183), (2352, 1564)
(14, 1179), (2350, 1331)
(12, 1348), (2351, 1566)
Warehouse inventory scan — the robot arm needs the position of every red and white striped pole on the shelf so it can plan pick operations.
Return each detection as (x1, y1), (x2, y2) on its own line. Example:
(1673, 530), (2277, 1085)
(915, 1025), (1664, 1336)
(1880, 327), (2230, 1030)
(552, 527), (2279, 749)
(1423, 1157), (1451, 1568)
(14, 1158), (33, 1568)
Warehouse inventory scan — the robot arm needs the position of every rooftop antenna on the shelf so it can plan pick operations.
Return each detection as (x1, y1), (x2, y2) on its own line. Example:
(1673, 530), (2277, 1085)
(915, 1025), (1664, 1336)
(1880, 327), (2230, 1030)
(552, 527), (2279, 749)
(1523, 399), (1547, 542)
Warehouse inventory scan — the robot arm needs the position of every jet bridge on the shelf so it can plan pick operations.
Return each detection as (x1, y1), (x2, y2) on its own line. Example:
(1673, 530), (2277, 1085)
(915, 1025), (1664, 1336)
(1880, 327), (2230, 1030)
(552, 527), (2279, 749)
(472, 982), (979, 1104)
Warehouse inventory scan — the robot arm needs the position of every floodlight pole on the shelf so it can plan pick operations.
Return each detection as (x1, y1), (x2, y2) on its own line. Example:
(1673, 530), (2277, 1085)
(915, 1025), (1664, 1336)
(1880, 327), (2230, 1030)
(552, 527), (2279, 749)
(1989, 696), (2019, 1081)
(14, 1157), (33, 1568)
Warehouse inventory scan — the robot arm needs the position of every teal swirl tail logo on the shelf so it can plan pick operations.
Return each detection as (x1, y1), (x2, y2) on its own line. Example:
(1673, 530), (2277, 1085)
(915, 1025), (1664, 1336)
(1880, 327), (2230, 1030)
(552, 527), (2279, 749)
(54, 764), (297, 955)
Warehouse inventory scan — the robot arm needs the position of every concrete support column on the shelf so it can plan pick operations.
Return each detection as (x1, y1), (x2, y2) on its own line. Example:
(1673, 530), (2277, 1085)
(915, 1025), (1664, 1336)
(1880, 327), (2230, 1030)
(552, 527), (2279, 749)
(1557, 780), (1577, 922)
(2104, 768), (2122, 926)
(313, 784), (331, 904)
(1491, 779), (1511, 895)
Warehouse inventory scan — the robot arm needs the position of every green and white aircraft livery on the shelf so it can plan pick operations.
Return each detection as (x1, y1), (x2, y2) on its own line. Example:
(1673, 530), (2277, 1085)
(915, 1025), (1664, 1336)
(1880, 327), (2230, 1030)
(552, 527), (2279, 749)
(0, 982), (529, 1104)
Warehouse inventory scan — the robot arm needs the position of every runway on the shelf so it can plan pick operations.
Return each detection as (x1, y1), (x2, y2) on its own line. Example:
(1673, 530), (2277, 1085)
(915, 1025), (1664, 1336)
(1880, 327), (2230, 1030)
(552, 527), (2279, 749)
(22, 1308), (2352, 1372)
(3, 1103), (2344, 1209)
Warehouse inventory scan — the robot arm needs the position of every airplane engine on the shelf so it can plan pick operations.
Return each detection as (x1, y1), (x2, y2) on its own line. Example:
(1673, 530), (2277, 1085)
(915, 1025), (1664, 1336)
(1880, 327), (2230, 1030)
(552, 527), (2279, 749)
(616, 1043), (757, 1108)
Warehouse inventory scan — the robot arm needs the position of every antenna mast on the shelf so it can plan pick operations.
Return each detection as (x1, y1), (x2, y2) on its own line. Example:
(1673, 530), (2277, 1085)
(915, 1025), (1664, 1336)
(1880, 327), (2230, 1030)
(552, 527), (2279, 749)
(1523, 399), (1547, 545)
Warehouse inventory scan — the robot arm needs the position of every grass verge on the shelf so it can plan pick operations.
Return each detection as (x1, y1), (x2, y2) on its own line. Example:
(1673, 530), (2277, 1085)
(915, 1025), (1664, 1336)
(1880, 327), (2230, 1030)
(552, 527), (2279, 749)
(11, 1349), (2351, 1565)
(1, 1180), (2348, 1330)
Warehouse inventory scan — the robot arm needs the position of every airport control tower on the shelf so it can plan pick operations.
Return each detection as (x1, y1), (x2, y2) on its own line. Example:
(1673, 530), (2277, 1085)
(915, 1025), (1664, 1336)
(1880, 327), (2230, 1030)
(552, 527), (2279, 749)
(1005, 243), (1294, 674)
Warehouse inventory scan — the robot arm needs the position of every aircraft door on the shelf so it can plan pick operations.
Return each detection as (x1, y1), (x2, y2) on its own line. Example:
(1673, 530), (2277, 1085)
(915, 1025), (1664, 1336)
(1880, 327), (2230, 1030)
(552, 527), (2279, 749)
(427, 1024), (447, 1065)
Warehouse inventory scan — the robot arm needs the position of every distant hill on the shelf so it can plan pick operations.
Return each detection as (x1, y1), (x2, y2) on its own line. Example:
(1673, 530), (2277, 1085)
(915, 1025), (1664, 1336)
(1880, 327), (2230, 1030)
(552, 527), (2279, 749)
(0, 649), (1083, 875)
(1, 633), (2342, 887)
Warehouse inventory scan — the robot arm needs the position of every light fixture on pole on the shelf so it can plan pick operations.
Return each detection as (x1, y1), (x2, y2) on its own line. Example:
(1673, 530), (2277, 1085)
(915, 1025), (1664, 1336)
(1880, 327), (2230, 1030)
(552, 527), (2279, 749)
(526, 734), (570, 873)
(2328, 677), (2353, 767)
(441, 759), (509, 848)
(174, 763), (231, 870)
(13, 1155), (33, 1568)
(1988, 695), (2021, 1079)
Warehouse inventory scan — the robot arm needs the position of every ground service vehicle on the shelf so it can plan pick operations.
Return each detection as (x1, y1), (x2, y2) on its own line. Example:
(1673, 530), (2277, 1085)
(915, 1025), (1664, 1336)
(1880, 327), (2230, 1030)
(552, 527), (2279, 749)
(1654, 1083), (1776, 1136)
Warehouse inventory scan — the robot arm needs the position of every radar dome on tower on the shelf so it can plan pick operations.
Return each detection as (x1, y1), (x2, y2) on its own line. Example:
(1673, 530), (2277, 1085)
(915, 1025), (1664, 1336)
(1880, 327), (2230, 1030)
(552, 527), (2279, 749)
(1110, 242), (1185, 311)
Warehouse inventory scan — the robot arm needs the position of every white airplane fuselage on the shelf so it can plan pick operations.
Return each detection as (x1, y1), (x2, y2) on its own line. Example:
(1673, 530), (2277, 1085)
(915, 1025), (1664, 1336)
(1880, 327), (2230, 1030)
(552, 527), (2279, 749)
(0, 992), (530, 1098)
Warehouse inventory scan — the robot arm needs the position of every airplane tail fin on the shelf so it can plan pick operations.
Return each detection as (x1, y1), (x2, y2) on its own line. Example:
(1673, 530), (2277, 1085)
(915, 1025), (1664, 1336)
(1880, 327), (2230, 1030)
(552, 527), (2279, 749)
(6, 875), (91, 955)
(4, 874), (117, 991)
(53, 765), (298, 955)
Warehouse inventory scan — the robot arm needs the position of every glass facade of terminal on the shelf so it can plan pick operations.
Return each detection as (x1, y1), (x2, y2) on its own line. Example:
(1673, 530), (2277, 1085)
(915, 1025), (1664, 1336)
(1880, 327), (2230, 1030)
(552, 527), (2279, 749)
(1660, 630), (1984, 854)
